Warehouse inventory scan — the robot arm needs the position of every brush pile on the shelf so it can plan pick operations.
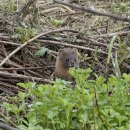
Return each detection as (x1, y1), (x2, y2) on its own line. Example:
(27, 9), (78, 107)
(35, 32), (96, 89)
(0, 0), (130, 95)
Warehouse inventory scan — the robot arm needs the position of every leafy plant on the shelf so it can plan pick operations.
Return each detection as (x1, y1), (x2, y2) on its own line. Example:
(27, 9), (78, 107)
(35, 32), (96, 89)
(1, 0), (16, 14)
(13, 27), (37, 43)
(11, 0), (15, 14)
(36, 47), (49, 57)
(2, 68), (130, 130)
(112, 3), (130, 13)
(49, 18), (64, 27)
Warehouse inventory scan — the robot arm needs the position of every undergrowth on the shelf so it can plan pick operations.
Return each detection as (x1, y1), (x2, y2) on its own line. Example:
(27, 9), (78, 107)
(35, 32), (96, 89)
(2, 68), (130, 130)
(13, 27), (37, 43)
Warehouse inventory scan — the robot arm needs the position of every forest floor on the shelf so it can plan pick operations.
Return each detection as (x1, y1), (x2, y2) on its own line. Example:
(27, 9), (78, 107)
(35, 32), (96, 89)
(0, 0), (130, 129)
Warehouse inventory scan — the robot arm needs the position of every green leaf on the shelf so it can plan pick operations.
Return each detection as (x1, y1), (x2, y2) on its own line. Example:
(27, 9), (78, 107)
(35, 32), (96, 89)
(47, 111), (58, 119)
(49, 18), (63, 27)
(36, 47), (48, 57)
(18, 92), (26, 100)
(80, 112), (88, 122)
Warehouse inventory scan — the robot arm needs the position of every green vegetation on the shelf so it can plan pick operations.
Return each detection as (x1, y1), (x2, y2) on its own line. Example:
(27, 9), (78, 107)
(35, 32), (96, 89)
(36, 47), (49, 57)
(2, 68), (130, 130)
(0, 0), (130, 130)
(112, 2), (130, 13)
(13, 27), (37, 43)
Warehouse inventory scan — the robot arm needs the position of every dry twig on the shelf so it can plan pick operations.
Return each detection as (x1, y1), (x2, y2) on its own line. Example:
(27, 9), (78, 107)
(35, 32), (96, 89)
(88, 30), (130, 38)
(0, 122), (18, 130)
(54, 0), (130, 22)
(0, 71), (50, 83)
(0, 28), (78, 67)
(38, 39), (107, 54)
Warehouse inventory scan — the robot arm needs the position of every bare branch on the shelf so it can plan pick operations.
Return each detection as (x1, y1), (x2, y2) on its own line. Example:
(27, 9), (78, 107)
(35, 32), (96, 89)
(88, 30), (130, 38)
(0, 71), (51, 83)
(0, 122), (18, 130)
(0, 28), (77, 67)
(54, 0), (130, 22)
(38, 39), (107, 54)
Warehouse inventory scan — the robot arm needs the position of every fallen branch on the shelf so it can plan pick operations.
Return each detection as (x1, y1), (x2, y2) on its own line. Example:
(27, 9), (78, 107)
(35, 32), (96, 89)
(0, 71), (51, 83)
(38, 39), (107, 54)
(0, 14), (13, 26)
(0, 55), (44, 78)
(0, 81), (24, 92)
(0, 28), (78, 67)
(88, 30), (130, 38)
(0, 40), (38, 49)
(0, 67), (45, 71)
(0, 122), (18, 130)
(0, 78), (19, 84)
(0, 40), (58, 56)
(54, 0), (130, 22)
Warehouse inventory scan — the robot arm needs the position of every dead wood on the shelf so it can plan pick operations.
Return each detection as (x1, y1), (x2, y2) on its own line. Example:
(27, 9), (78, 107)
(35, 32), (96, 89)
(0, 71), (51, 84)
(0, 122), (18, 130)
(38, 39), (107, 54)
(87, 30), (130, 38)
(54, 0), (130, 22)
(0, 28), (79, 67)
